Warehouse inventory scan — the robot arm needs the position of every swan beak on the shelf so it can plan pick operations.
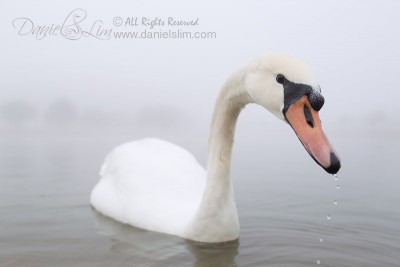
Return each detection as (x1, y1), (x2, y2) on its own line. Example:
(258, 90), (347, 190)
(285, 95), (341, 174)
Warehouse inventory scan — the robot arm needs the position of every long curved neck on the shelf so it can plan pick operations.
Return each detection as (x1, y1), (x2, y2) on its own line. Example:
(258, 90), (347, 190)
(206, 69), (250, 203)
(187, 68), (252, 242)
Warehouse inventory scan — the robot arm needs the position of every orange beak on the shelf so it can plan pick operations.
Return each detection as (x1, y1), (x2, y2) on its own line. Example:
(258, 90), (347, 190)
(285, 95), (341, 174)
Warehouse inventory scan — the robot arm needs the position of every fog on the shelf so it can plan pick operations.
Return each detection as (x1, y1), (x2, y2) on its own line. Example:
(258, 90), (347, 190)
(1, 2), (400, 266)
(1, 0), (399, 138)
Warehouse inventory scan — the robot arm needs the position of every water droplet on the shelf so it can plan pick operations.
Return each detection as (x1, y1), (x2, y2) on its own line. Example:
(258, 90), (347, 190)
(336, 184), (341, 190)
(317, 259), (321, 265)
(333, 200), (338, 205)
(326, 215), (331, 220)
(319, 238), (324, 243)
(333, 174), (338, 180)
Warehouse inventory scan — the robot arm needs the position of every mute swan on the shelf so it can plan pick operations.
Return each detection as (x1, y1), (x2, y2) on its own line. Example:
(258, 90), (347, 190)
(90, 53), (341, 243)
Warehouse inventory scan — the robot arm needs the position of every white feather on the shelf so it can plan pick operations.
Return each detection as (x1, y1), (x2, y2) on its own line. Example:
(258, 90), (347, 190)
(90, 52), (319, 242)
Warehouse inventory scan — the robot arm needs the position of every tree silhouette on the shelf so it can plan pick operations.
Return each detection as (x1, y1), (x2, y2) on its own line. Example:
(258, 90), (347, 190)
(0, 100), (36, 126)
(44, 98), (78, 125)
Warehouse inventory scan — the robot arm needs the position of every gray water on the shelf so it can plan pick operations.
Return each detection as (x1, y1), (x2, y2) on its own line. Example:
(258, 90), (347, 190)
(0, 125), (399, 267)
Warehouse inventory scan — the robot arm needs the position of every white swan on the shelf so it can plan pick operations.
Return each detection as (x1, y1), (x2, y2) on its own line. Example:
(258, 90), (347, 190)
(90, 53), (341, 243)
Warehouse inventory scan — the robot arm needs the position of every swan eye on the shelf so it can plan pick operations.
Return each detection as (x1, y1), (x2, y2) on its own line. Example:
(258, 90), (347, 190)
(276, 74), (285, 84)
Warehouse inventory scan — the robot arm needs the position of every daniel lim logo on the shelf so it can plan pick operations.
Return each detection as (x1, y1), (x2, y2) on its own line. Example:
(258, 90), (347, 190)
(12, 8), (113, 40)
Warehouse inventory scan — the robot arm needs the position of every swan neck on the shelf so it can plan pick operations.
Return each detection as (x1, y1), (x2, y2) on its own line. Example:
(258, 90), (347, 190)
(206, 68), (250, 198)
(187, 68), (250, 242)
(207, 75), (249, 174)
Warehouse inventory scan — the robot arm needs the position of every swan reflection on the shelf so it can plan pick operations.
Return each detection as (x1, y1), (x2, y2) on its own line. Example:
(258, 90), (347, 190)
(92, 209), (238, 267)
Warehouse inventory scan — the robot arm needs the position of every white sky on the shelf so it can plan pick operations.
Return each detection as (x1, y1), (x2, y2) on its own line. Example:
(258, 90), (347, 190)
(0, 0), (399, 129)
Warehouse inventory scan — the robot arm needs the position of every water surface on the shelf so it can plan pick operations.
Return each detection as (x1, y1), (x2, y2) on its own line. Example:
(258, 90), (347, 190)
(0, 128), (399, 267)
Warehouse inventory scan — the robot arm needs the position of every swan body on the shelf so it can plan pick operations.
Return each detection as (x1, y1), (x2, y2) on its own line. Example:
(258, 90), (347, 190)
(91, 53), (341, 243)
(91, 138), (206, 237)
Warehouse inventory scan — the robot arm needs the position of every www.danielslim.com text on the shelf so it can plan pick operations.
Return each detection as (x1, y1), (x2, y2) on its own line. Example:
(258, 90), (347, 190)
(113, 29), (216, 39)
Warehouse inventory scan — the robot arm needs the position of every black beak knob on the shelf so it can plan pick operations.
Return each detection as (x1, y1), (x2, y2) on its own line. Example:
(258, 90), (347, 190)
(308, 90), (325, 111)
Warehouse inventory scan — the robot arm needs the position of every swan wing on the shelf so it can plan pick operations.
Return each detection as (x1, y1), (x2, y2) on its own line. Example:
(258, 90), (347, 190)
(90, 138), (206, 237)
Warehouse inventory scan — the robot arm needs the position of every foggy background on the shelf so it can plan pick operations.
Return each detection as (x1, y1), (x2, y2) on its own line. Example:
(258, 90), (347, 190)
(1, 0), (399, 196)
(0, 0), (399, 202)
(1, 0), (399, 136)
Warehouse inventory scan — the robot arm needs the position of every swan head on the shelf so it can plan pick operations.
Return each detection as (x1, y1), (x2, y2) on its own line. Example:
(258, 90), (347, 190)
(245, 52), (341, 174)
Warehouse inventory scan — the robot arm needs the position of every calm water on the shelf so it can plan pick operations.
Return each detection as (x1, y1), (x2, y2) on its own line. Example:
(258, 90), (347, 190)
(0, 127), (399, 267)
